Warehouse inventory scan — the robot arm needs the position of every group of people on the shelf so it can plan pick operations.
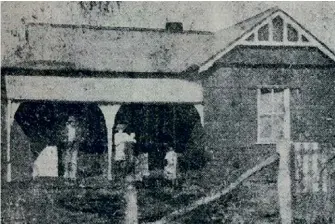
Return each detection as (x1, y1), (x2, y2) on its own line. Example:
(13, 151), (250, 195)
(60, 116), (178, 187)
(114, 124), (178, 187)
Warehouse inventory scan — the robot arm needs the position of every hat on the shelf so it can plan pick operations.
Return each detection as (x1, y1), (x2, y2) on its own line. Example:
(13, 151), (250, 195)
(116, 124), (127, 130)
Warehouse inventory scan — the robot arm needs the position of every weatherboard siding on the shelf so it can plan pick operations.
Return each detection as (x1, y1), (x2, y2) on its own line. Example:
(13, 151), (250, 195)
(203, 67), (335, 173)
(216, 46), (335, 67)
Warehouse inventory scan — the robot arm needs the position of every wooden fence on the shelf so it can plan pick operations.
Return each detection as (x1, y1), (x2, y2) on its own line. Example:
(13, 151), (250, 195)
(291, 142), (334, 194)
(289, 142), (334, 223)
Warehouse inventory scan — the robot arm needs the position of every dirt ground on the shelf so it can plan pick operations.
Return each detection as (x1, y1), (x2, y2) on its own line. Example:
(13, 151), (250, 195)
(1, 162), (281, 224)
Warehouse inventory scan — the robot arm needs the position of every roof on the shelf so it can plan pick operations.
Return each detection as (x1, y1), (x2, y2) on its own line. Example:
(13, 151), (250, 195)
(16, 23), (214, 73)
(3, 7), (335, 74)
(193, 7), (281, 72)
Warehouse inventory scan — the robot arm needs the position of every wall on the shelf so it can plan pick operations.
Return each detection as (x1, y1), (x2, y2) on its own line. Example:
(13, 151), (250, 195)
(203, 66), (335, 170)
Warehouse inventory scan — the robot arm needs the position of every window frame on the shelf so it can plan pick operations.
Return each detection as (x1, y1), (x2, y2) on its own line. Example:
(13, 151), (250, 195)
(257, 87), (290, 144)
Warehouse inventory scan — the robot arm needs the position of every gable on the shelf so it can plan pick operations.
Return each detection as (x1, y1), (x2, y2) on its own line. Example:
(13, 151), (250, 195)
(200, 9), (335, 72)
(242, 13), (311, 45)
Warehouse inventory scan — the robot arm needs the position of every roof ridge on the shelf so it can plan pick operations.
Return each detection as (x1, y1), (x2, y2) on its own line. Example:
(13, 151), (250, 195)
(26, 22), (214, 35)
(234, 6), (280, 27)
(214, 6), (280, 34)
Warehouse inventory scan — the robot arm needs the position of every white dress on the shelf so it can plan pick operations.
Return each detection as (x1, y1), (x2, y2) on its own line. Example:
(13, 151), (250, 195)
(114, 132), (136, 161)
(32, 146), (58, 178)
(115, 132), (129, 161)
(164, 151), (177, 180)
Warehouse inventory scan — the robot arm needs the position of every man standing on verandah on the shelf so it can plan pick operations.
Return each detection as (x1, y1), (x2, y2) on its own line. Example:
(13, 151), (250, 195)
(114, 124), (136, 178)
(60, 115), (83, 180)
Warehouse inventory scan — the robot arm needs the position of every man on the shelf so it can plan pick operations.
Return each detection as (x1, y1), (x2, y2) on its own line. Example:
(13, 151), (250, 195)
(61, 115), (82, 180)
(114, 124), (136, 177)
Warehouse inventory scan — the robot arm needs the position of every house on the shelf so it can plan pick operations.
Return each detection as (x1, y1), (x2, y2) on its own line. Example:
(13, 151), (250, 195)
(2, 7), (335, 182)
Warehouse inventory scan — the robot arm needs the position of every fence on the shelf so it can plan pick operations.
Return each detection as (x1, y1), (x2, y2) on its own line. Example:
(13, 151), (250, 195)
(291, 142), (334, 194)
(279, 142), (335, 223)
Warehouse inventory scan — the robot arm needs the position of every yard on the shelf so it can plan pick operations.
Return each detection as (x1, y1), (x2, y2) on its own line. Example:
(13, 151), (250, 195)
(1, 151), (281, 224)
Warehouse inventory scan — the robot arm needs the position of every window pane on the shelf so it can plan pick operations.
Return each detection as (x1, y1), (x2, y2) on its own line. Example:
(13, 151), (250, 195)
(260, 88), (272, 114)
(287, 24), (298, 42)
(301, 35), (309, 42)
(258, 24), (269, 41)
(273, 114), (285, 140)
(246, 33), (255, 41)
(273, 89), (285, 113)
(272, 16), (284, 42)
(259, 115), (272, 139)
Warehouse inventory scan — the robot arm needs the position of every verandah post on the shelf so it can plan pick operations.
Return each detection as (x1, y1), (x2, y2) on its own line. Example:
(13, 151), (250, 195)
(5, 100), (21, 182)
(194, 104), (204, 127)
(277, 140), (293, 224)
(5, 100), (11, 182)
(99, 104), (121, 180)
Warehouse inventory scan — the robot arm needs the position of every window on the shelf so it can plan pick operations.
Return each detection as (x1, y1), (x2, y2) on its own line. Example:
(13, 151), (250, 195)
(287, 24), (298, 42)
(244, 15), (311, 44)
(257, 88), (290, 143)
(272, 16), (284, 42)
(258, 24), (269, 41)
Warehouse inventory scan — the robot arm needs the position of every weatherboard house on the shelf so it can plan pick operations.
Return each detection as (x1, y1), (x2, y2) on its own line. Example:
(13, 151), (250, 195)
(2, 7), (335, 182)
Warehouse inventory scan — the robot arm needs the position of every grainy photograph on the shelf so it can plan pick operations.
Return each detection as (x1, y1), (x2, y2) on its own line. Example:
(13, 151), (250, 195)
(1, 1), (335, 223)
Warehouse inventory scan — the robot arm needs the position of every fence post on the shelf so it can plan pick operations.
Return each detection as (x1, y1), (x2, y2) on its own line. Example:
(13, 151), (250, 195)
(277, 140), (293, 224)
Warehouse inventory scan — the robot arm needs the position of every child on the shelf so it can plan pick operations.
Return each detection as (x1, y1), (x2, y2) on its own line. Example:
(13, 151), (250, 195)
(164, 147), (178, 187)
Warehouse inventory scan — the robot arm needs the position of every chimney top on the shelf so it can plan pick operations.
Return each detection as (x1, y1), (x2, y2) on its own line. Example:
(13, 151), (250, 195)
(165, 22), (183, 33)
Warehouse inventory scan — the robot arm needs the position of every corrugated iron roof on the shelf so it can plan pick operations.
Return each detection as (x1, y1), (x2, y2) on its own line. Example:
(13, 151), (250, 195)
(4, 7), (335, 74)
(22, 23), (214, 73)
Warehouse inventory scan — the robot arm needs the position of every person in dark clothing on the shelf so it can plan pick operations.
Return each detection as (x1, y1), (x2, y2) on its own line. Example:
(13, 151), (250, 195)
(60, 115), (83, 180)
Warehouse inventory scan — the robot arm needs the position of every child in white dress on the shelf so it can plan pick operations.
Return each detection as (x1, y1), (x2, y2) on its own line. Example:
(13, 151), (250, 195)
(164, 147), (178, 186)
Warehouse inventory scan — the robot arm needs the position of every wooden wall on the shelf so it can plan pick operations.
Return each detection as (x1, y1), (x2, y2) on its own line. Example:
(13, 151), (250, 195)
(203, 66), (335, 169)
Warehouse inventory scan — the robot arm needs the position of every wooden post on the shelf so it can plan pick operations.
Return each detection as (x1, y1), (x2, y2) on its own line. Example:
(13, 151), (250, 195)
(99, 104), (121, 181)
(5, 100), (20, 182)
(194, 104), (204, 127)
(6, 100), (12, 182)
(277, 140), (293, 224)
(124, 175), (138, 224)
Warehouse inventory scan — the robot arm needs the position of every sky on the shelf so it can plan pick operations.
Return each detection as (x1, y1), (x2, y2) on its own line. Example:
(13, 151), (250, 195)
(1, 1), (335, 63)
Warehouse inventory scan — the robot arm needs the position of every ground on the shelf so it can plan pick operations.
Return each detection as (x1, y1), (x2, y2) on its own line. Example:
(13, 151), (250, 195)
(1, 158), (282, 224)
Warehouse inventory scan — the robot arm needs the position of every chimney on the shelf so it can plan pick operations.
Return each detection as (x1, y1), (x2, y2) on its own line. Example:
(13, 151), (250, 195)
(165, 22), (183, 33)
